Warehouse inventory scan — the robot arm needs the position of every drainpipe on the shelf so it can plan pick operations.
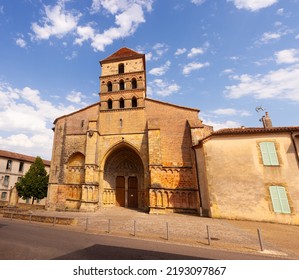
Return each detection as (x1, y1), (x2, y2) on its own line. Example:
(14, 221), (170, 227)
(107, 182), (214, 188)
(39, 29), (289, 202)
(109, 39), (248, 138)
(193, 146), (203, 216)
(291, 132), (299, 167)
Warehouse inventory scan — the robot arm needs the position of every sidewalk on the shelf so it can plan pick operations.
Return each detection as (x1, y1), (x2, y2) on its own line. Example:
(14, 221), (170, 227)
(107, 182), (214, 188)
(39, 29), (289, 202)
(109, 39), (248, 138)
(31, 207), (299, 259)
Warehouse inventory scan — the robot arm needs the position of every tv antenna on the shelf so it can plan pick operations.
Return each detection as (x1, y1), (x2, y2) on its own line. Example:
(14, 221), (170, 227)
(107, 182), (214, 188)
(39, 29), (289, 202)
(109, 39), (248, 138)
(255, 106), (264, 113)
(255, 106), (265, 123)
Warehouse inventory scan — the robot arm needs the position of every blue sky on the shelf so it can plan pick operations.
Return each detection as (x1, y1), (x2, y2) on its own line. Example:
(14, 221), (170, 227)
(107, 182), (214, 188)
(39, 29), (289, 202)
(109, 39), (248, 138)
(0, 0), (299, 160)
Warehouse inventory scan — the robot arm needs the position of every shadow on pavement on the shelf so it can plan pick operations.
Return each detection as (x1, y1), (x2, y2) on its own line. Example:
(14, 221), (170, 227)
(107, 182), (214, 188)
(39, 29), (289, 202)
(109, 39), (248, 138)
(53, 244), (213, 260)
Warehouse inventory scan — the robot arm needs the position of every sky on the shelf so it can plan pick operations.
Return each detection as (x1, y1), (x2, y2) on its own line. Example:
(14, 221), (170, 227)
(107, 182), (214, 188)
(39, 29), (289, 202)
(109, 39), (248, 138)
(0, 0), (299, 160)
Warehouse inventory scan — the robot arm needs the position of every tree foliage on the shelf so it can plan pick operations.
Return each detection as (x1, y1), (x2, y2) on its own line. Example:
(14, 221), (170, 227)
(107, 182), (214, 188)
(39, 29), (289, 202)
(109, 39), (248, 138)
(16, 156), (49, 204)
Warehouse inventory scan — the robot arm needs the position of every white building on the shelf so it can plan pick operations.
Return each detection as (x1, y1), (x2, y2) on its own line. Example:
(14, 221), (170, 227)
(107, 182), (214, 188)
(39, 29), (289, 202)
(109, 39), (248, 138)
(0, 150), (50, 206)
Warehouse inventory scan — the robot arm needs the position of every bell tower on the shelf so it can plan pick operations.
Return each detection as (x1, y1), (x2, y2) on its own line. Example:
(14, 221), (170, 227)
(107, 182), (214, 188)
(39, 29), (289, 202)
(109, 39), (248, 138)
(99, 47), (146, 110)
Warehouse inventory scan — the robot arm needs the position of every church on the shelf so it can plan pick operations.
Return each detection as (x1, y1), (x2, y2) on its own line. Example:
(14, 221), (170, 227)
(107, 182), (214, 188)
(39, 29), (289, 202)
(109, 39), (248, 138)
(46, 47), (299, 225)
(46, 47), (211, 214)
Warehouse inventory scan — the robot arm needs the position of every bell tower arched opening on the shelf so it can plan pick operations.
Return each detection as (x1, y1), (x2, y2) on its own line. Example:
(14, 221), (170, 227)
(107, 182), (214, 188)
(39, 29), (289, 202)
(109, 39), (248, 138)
(103, 145), (144, 209)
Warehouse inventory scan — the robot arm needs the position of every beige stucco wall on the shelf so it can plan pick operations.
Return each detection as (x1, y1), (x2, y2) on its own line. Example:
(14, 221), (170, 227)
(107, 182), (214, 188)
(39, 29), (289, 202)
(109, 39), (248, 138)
(0, 156), (50, 206)
(195, 132), (299, 225)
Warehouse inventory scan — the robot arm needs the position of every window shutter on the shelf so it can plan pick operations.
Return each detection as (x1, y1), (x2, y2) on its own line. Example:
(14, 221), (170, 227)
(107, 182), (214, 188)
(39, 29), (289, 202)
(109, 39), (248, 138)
(269, 186), (281, 213)
(267, 142), (279, 165)
(277, 187), (291, 214)
(259, 142), (279, 166)
(269, 186), (291, 214)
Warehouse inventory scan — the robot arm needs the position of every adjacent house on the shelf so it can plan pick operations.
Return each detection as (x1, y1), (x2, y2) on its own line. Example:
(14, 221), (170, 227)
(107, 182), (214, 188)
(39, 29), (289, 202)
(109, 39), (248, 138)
(0, 150), (50, 206)
(194, 113), (299, 225)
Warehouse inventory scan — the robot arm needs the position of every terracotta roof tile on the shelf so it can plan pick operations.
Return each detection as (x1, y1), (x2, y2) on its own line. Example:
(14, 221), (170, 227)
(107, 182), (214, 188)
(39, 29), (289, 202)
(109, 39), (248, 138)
(100, 47), (144, 64)
(194, 126), (299, 147)
(213, 126), (299, 135)
(0, 150), (51, 166)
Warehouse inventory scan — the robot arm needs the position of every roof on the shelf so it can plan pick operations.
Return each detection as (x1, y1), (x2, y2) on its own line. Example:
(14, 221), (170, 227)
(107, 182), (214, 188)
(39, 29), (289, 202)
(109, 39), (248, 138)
(0, 150), (51, 166)
(53, 102), (100, 124)
(100, 47), (145, 65)
(213, 126), (299, 135)
(195, 126), (299, 146)
(145, 98), (200, 112)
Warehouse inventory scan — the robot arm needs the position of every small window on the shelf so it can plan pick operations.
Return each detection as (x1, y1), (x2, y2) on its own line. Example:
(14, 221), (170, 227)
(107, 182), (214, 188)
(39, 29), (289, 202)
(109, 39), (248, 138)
(3, 175), (9, 187)
(17, 177), (22, 182)
(1, 192), (7, 200)
(269, 186), (291, 214)
(108, 99), (113, 109)
(119, 80), (125, 90)
(19, 162), (24, 172)
(132, 96), (137, 108)
(6, 160), (12, 170)
(259, 142), (279, 166)
(119, 98), (125, 109)
(131, 78), (137, 89)
(107, 81), (112, 92)
(118, 63), (124, 74)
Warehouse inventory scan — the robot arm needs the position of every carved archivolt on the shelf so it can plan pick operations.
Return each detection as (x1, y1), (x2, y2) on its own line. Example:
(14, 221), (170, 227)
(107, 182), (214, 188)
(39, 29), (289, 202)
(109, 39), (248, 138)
(104, 148), (143, 174)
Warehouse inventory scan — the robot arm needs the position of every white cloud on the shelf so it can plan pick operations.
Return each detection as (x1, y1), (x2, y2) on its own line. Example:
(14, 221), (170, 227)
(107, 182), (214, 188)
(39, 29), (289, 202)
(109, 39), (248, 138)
(211, 108), (250, 116)
(225, 64), (299, 101)
(187, 47), (204, 58)
(227, 0), (278, 11)
(153, 43), (169, 57)
(145, 52), (153, 61)
(91, 3), (150, 51)
(275, 49), (299, 64)
(16, 38), (27, 48)
(191, 0), (206, 6)
(90, 0), (101, 13)
(149, 61), (171, 76)
(65, 50), (78, 60)
(202, 119), (241, 131)
(175, 48), (187, 56)
(91, 0), (153, 15)
(276, 8), (284, 16)
(260, 32), (281, 43)
(75, 25), (95, 45)
(229, 56), (240, 61)
(149, 79), (180, 97)
(0, 82), (78, 159)
(183, 62), (210, 75)
(220, 68), (234, 76)
(66, 90), (87, 105)
(31, 3), (80, 40)
(30, 1), (153, 52)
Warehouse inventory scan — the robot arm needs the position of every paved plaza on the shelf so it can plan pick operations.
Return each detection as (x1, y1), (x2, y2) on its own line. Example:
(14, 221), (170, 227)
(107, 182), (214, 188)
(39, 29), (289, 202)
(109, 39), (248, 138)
(25, 207), (299, 259)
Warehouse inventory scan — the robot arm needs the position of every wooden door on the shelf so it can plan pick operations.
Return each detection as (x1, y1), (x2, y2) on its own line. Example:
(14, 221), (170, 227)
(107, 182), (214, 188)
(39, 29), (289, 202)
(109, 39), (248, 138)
(128, 176), (138, 208)
(115, 176), (125, 207)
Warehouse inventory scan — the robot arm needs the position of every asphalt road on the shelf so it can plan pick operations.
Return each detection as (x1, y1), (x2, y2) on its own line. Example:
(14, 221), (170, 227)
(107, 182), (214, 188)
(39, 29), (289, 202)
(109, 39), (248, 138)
(0, 218), (282, 260)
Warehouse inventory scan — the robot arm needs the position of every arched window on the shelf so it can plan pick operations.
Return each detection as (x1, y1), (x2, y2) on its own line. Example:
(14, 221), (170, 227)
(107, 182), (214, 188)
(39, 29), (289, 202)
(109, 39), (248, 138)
(108, 99), (113, 109)
(107, 81), (112, 92)
(131, 78), (137, 89)
(118, 63), (124, 74)
(119, 80), (125, 90)
(132, 96), (137, 108)
(119, 98), (125, 108)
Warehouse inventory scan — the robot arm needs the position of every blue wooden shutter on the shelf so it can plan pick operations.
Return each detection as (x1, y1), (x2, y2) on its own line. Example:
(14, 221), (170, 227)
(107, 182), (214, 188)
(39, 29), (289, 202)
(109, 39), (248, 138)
(269, 186), (281, 213)
(267, 142), (279, 165)
(277, 187), (291, 214)
(269, 186), (291, 214)
(260, 142), (279, 166)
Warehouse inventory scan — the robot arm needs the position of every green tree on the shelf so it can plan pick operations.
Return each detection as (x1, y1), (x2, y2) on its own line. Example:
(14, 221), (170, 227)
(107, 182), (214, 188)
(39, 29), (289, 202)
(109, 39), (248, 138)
(16, 156), (49, 204)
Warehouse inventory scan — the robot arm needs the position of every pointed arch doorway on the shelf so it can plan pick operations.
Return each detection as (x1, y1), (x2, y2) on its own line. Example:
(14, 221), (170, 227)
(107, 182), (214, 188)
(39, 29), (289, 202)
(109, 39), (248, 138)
(104, 145), (144, 209)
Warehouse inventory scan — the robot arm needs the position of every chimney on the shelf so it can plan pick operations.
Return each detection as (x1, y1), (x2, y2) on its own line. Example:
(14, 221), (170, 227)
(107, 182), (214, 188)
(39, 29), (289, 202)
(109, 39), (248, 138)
(262, 112), (272, 128)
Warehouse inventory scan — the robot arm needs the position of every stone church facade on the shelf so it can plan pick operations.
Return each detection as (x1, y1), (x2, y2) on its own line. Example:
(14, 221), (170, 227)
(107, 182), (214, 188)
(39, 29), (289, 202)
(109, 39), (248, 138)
(46, 48), (211, 213)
